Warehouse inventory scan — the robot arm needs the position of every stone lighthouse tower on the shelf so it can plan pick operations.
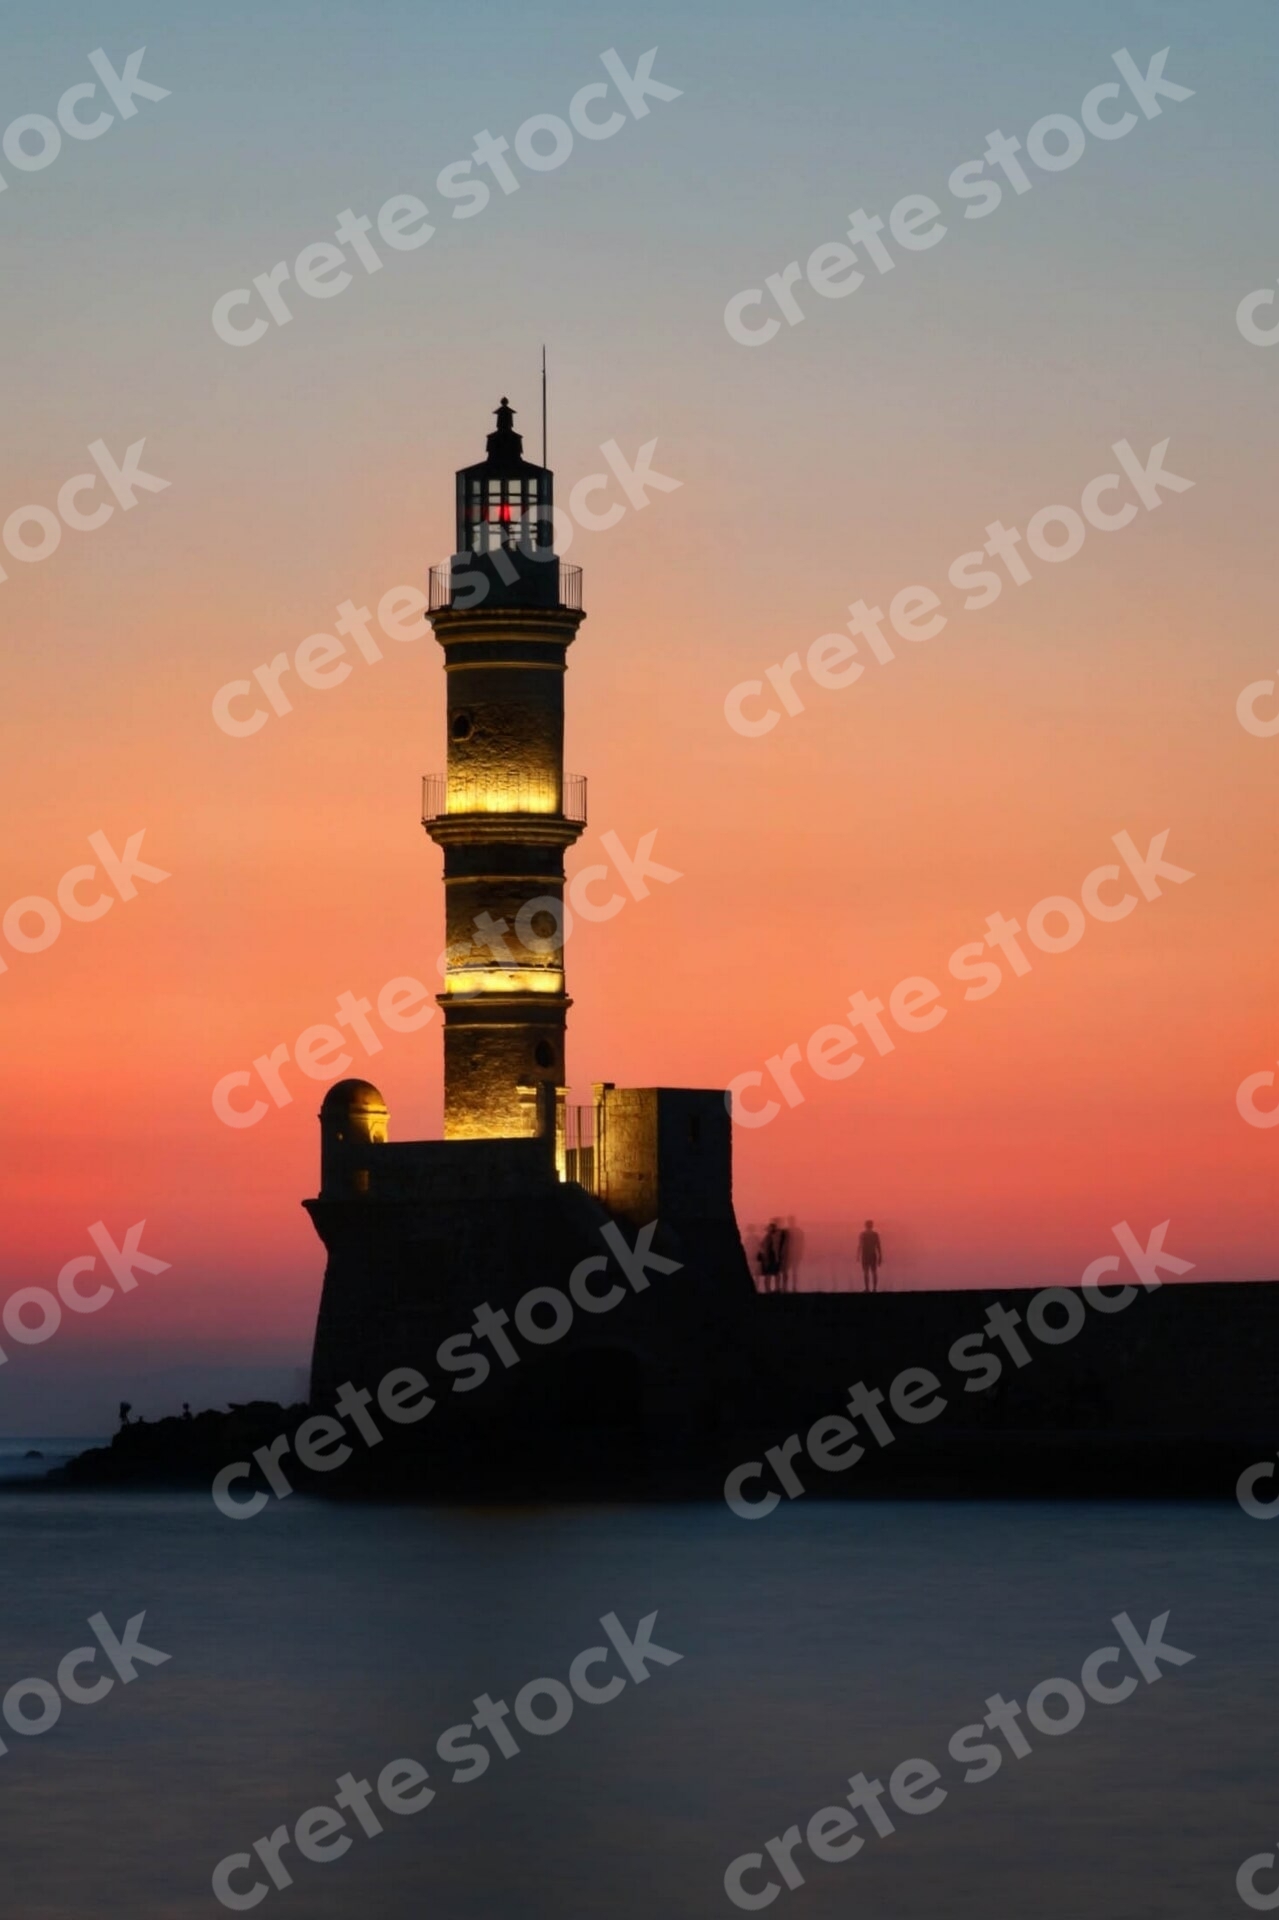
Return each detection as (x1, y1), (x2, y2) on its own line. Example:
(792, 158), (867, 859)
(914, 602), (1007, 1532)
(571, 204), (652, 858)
(305, 393), (754, 1421)
(423, 399), (585, 1140)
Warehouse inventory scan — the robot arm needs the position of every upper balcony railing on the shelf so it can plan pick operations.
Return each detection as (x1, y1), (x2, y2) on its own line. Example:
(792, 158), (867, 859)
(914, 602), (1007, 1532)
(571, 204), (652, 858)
(428, 560), (583, 614)
(422, 772), (587, 826)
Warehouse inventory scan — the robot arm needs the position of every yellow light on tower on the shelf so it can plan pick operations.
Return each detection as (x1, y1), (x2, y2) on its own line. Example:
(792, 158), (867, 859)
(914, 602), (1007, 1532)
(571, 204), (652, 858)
(444, 967), (565, 998)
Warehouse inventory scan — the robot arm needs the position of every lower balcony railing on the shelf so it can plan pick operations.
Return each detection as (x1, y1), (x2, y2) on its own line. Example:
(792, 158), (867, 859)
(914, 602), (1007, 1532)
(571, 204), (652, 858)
(422, 772), (586, 825)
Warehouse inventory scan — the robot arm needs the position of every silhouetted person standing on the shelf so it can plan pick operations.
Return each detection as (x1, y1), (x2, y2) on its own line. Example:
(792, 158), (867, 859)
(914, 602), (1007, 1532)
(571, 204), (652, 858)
(758, 1220), (782, 1293)
(776, 1222), (791, 1292)
(858, 1220), (882, 1292)
(786, 1218), (805, 1292)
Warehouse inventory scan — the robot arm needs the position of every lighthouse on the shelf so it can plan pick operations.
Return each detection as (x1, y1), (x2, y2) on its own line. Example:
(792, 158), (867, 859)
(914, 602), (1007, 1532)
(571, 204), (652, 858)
(305, 394), (753, 1425)
(422, 398), (585, 1141)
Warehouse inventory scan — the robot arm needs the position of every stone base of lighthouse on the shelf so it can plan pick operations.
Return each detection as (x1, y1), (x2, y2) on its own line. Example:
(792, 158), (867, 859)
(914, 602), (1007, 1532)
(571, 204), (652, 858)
(304, 1082), (758, 1482)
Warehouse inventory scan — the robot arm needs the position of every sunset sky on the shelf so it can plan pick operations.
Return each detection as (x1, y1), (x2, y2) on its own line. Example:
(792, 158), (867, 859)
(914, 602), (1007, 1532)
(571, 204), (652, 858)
(3, 0), (1276, 1429)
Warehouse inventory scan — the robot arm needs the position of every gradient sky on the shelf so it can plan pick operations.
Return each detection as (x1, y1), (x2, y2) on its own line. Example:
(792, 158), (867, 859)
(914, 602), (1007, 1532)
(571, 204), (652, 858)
(3, 0), (1276, 1429)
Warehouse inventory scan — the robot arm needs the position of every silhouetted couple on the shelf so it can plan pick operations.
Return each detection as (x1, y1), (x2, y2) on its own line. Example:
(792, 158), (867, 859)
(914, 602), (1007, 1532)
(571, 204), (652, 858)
(858, 1220), (883, 1292)
(757, 1219), (795, 1293)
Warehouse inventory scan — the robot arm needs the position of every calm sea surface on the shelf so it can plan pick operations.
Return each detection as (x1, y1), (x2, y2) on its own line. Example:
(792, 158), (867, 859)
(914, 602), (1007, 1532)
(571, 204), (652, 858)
(0, 1487), (1272, 1917)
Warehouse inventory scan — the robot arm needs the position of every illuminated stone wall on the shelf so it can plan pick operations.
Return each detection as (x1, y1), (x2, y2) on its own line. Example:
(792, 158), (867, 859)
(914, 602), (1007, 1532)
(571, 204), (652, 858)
(596, 1087), (736, 1229)
(446, 663), (564, 813)
(442, 840), (566, 997)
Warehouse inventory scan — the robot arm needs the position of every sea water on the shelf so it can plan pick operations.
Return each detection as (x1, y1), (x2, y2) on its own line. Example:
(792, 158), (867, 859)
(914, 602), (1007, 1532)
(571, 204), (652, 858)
(0, 1488), (1270, 1917)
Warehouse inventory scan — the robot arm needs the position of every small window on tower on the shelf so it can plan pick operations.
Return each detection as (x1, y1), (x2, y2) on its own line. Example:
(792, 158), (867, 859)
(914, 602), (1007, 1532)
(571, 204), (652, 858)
(534, 1041), (554, 1070)
(451, 712), (473, 741)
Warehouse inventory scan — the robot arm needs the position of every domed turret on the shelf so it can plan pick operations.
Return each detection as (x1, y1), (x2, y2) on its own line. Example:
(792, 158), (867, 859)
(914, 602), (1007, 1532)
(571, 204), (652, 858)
(320, 1080), (388, 1195)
